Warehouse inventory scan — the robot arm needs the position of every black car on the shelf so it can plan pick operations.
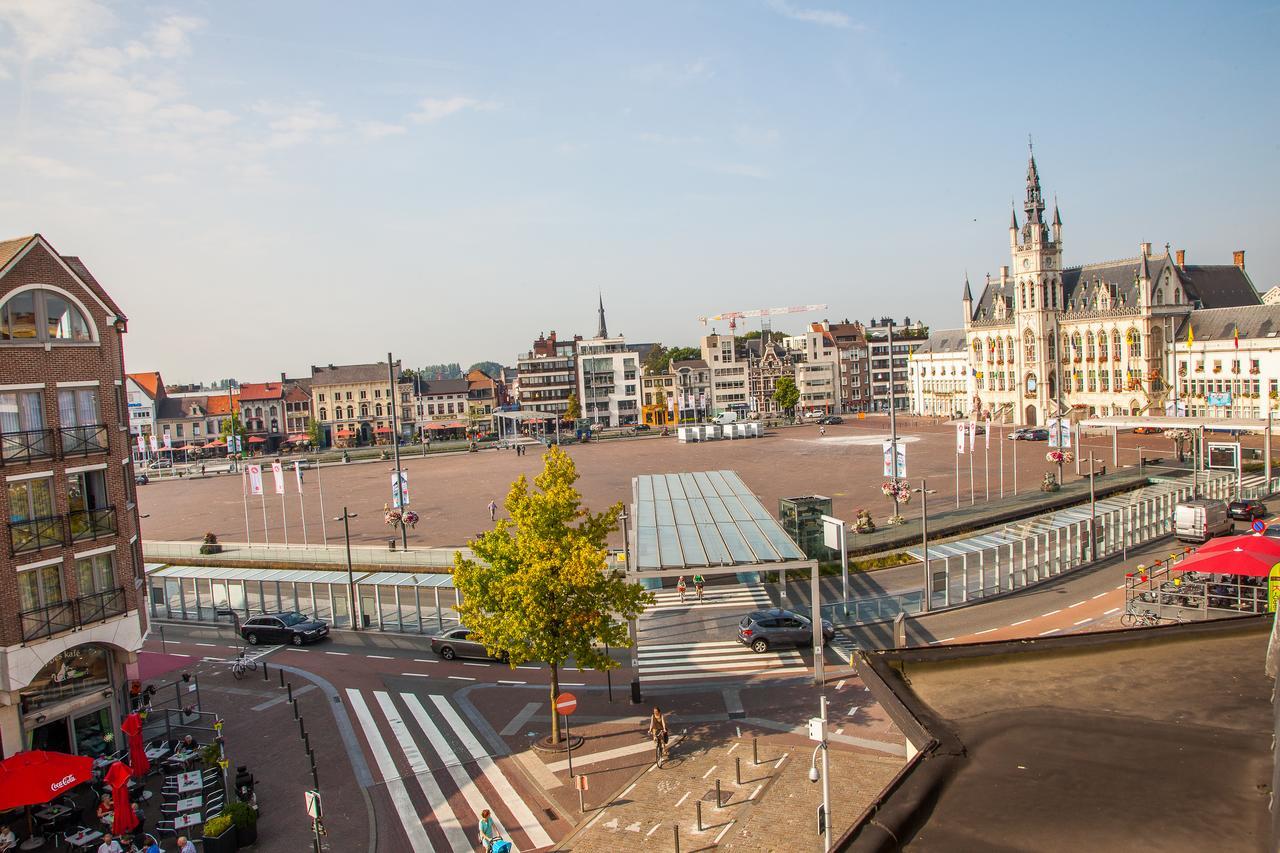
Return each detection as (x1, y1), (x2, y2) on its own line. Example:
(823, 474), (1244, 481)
(818, 415), (844, 425)
(737, 608), (834, 653)
(240, 611), (329, 646)
(1023, 428), (1050, 441)
(1228, 499), (1268, 521)
(633, 423), (651, 432)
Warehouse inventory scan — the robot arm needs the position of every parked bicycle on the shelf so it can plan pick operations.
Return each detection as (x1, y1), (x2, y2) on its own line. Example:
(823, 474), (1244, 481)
(1120, 607), (1161, 628)
(231, 650), (258, 680)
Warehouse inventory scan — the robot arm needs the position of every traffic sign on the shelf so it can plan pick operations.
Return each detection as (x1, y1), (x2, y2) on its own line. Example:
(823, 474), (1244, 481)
(305, 790), (322, 819)
(555, 692), (578, 716)
(1254, 520), (1267, 534)
(576, 774), (589, 791)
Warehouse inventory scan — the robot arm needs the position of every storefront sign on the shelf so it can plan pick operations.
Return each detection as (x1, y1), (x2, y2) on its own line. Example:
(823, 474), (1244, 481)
(20, 645), (111, 716)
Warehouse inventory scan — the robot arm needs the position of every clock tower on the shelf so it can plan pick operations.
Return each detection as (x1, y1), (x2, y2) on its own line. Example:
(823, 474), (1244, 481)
(1010, 142), (1063, 425)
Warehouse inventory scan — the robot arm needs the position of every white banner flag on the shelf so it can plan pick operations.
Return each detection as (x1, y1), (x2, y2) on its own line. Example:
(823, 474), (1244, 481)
(271, 461), (285, 495)
(894, 444), (907, 478)
(1060, 418), (1072, 449)
(294, 460), (304, 492)
(247, 464), (263, 496)
(955, 423), (966, 454)
(985, 420), (990, 449)
(149, 434), (159, 453)
(1048, 419), (1059, 448)
(163, 432), (172, 450)
(392, 471), (409, 508)
(968, 421), (976, 451)
(882, 440), (893, 477)
(136, 434), (145, 454)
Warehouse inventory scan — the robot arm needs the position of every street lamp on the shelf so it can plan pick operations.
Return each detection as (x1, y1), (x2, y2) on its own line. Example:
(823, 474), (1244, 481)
(334, 507), (359, 630)
(914, 480), (937, 612)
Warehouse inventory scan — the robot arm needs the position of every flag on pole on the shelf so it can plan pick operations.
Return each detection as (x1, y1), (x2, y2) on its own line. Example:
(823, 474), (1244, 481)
(1059, 418), (1072, 449)
(163, 433), (172, 450)
(955, 423), (966, 454)
(1234, 326), (1240, 349)
(882, 440), (893, 477)
(136, 434), (145, 454)
(247, 464), (263, 496)
(1187, 324), (1194, 347)
(149, 434), (158, 453)
(967, 420), (976, 451)
(985, 419), (990, 449)
(391, 471), (409, 508)
(294, 460), (304, 492)
(271, 461), (285, 495)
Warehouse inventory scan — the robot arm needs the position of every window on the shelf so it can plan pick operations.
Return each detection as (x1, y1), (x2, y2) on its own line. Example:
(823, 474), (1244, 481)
(7, 477), (58, 553)
(175, 424), (184, 438)
(345, 392), (352, 401)
(359, 405), (368, 418)
(375, 404), (383, 417)
(268, 405), (277, 417)
(0, 390), (51, 460)
(374, 389), (382, 398)
(319, 408), (327, 421)
(75, 553), (115, 595)
(18, 562), (64, 612)
(318, 393), (326, 402)
(359, 391), (367, 400)
(193, 423), (201, 436)
(0, 289), (93, 342)
(346, 406), (354, 419)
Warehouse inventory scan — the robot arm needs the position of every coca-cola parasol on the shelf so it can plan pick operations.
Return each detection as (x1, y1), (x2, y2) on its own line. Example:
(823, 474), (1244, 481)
(0, 750), (93, 811)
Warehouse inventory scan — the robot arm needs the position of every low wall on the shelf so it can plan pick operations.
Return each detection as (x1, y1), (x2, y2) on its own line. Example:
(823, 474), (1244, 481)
(144, 539), (468, 571)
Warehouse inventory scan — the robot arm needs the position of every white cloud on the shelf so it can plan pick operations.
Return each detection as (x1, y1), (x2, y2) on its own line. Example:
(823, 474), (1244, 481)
(408, 96), (497, 124)
(767, 0), (859, 30)
(0, 148), (87, 179)
(0, 0), (115, 61)
(358, 120), (407, 140)
(256, 101), (342, 148)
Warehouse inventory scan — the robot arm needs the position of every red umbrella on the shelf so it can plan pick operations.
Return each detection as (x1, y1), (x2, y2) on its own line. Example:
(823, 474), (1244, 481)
(1177, 547), (1277, 577)
(1196, 534), (1280, 559)
(0, 750), (93, 811)
(121, 713), (149, 779)
(104, 761), (138, 834)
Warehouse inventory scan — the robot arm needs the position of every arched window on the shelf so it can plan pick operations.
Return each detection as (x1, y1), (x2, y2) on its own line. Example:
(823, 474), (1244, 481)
(1173, 288), (1180, 303)
(270, 419), (278, 432)
(1086, 331), (1095, 359)
(984, 337), (993, 361)
(254, 407), (262, 418)
(1112, 329), (1122, 358)
(269, 405), (277, 416)
(1060, 332), (1069, 360)
(1071, 332), (1082, 360)
(1127, 328), (1142, 358)
(360, 404), (369, 418)
(1006, 335), (1015, 361)
(346, 406), (354, 419)
(375, 404), (383, 417)
(1, 287), (95, 342)
(1024, 330), (1036, 360)
(319, 407), (327, 421)
(971, 340), (981, 360)
(1047, 333), (1056, 358)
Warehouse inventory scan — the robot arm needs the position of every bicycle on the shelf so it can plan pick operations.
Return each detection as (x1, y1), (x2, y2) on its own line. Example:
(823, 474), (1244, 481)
(1120, 608), (1161, 628)
(652, 730), (671, 766)
(231, 650), (257, 680)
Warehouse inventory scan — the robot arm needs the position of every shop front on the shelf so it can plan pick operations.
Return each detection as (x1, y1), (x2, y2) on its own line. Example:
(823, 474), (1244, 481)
(14, 643), (125, 759)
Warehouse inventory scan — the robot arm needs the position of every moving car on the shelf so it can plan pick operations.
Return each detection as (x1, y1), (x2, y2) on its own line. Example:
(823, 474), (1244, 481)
(1228, 499), (1268, 521)
(1174, 499), (1233, 543)
(713, 411), (740, 425)
(1133, 426), (1163, 435)
(148, 459), (173, 470)
(1023, 428), (1050, 441)
(240, 611), (330, 646)
(633, 423), (651, 432)
(430, 627), (507, 661)
(817, 415), (844, 425)
(1007, 428), (1030, 440)
(737, 608), (834, 653)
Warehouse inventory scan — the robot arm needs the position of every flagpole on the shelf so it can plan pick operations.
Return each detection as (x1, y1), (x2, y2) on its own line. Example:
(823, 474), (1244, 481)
(984, 425), (990, 501)
(297, 464), (308, 546)
(315, 454), (328, 544)
(969, 429), (975, 505)
(999, 424), (1005, 497)
(261, 491), (269, 547)
(280, 487), (289, 547)
(241, 468), (251, 546)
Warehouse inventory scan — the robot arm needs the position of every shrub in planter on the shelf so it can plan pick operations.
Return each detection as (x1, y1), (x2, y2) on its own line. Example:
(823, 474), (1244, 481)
(202, 813), (237, 853)
(227, 800), (258, 846)
(200, 532), (223, 555)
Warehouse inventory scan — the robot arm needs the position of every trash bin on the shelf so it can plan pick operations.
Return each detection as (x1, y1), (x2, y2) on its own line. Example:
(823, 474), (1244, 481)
(388, 538), (397, 551)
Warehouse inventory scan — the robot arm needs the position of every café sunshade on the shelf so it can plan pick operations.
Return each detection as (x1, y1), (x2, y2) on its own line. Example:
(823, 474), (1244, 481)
(0, 750), (93, 811)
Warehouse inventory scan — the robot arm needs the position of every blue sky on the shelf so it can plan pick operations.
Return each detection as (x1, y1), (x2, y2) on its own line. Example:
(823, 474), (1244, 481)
(0, 1), (1276, 382)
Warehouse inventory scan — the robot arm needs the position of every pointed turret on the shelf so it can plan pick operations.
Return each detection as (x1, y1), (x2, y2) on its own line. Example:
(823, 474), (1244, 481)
(962, 274), (974, 329)
(1009, 205), (1019, 248)
(596, 293), (608, 339)
(963, 275), (973, 303)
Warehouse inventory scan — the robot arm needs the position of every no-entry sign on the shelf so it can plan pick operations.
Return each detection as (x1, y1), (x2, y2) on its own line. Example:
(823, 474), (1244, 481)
(555, 692), (578, 716)
(1254, 519), (1268, 534)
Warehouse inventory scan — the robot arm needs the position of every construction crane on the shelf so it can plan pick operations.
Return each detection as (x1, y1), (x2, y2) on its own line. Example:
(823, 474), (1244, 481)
(697, 303), (829, 335)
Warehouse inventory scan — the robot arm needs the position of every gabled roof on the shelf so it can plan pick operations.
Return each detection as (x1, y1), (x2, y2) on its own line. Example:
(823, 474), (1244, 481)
(284, 385), (311, 403)
(205, 394), (239, 416)
(671, 358), (709, 370)
(1175, 304), (1280, 342)
(127, 372), (164, 399)
(158, 396), (210, 420)
(311, 362), (399, 386)
(61, 254), (125, 318)
(1179, 264), (1260, 309)
(238, 382), (285, 400)
(0, 235), (34, 269)
(912, 328), (968, 354)
(0, 234), (125, 319)
(418, 379), (470, 396)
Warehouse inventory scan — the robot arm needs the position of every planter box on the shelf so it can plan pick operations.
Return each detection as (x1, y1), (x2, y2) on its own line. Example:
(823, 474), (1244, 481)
(202, 825), (237, 853)
(236, 822), (258, 847)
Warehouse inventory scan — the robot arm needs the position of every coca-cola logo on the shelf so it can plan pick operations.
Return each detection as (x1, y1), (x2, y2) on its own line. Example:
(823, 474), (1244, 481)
(50, 774), (77, 792)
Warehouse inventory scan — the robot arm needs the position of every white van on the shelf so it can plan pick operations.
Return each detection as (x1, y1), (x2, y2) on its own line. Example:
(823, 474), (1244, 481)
(713, 411), (739, 425)
(1174, 499), (1233, 543)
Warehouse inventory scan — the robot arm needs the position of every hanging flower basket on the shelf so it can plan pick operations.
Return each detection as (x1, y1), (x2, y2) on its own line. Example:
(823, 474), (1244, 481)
(1040, 472), (1061, 492)
(1046, 450), (1074, 464)
(880, 481), (912, 503)
(402, 510), (420, 528)
(853, 509), (876, 534)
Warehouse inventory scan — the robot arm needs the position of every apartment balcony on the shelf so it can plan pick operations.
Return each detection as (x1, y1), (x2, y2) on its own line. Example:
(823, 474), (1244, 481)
(18, 587), (129, 643)
(60, 424), (109, 456)
(9, 515), (64, 555)
(0, 428), (55, 465)
(68, 506), (117, 543)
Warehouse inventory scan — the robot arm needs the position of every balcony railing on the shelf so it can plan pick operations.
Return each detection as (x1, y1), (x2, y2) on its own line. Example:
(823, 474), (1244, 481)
(9, 515), (64, 555)
(67, 506), (117, 543)
(0, 428), (55, 465)
(60, 424), (109, 456)
(18, 587), (129, 643)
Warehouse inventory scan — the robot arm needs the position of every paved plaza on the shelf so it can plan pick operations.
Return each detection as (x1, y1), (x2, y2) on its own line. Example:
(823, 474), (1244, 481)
(139, 416), (1191, 548)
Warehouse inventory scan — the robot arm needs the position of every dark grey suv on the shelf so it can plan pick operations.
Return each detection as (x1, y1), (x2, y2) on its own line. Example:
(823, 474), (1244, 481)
(737, 608), (834, 653)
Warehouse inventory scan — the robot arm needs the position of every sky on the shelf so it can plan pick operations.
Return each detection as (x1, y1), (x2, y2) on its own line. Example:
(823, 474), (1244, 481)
(0, 1), (1277, 384)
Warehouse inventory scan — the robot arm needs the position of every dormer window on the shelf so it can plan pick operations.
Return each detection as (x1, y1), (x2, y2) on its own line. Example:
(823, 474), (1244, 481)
(0, 287), (94, 342)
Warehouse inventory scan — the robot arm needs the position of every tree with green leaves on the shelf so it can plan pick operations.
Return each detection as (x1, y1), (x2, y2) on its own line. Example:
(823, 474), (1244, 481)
(643, 344), (670, 375)
(307, 417), (322, 448)
(453, 447), (652, 743)
(666, 345), (700, 365)
(220, 409), (246, 454)
(564, 392), (581, 421)
(654, 387), (667, 418)
(468, 361), (504, 378)
(773, 375), (800, 415)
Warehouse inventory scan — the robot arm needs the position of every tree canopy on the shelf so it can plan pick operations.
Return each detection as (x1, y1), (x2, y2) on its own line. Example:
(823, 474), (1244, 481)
(564, 392), (581, 421)
(469, 361), (504, 378)
(773, 375), (800, 413)
(453, 447), (651, 742)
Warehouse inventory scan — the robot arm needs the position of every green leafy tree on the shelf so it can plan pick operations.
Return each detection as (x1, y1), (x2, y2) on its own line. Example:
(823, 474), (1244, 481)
(307, 418), (322, 448)
(564, 392), (581, 421)
(454, 447), (652, 743)
(773, 375), (800, 414)
(468, 361), (504, 378)
(654, 387), (667, 413)
(643, 344), (670, 375)
(666, 346), (700, 365)
(220, 410), (246, 454)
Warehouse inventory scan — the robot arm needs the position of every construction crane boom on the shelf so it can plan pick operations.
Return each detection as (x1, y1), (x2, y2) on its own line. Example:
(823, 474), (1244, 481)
(697, 303), (829, 333)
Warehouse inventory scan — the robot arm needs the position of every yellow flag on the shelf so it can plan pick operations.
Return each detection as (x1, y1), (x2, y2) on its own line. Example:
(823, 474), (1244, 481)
(1186, 324), (1194, 347)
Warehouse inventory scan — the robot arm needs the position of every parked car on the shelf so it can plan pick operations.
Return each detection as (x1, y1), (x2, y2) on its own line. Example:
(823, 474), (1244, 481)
(1023, 428), (1050, 441)
(430, 627), (507, 662)
(1174, 499), (1233, 543)
(633, 423), (651, 432)
(148, 459), (173, 470)
(1007, 428), (1030, 440)
(818, 415), (844, 425)
(973, 424), (986, 435)
(240, 611), (329, 646)
(714, 411), (740, 425)
(1133, 426), (1163, 435)
(1228, 499), (1268, 521)
(737, 608), (834, 653)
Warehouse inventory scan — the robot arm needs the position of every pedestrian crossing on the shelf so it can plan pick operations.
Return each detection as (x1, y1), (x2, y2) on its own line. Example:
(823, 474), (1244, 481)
(645, 584), (773, 612)
(345, 688), (556, 852)
(635, 639), (807, 683)
(827, 635), (858, 665)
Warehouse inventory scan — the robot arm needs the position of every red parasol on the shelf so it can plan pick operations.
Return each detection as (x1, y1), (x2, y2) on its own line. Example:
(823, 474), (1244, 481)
(1196, 534), (1280, 560)
(0, 750), (93, 811)
(1176, 547), (1277, 577)
(104, 761), (138, 834)
(121, 713), (149, 779)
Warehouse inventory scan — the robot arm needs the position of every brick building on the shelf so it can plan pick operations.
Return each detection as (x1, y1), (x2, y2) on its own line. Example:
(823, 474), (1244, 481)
(0, 234), (147, 758)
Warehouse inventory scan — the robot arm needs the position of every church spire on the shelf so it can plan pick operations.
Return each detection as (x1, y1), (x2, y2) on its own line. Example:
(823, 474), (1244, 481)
(962, 274), (973, 302)
(1023, 137), (1045, 225)
(596, 292), (608, 339)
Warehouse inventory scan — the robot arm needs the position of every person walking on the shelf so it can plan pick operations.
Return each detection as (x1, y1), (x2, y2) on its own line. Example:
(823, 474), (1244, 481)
(692, 573), (705, 603)
(676, 575), (687, 604)
(488, 500), (497, 521)
(478, 808), (499, 851)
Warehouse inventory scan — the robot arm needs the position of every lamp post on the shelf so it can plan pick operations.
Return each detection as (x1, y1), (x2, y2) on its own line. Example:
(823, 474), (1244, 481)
(387, 353), (408, 549)
(915, 480), (936, 612)
(335, 507), (359, 630)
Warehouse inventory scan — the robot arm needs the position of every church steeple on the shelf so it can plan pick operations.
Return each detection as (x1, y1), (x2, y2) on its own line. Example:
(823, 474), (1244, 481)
(596, 293), (608, 339)
(1024, 138), (1045, 225)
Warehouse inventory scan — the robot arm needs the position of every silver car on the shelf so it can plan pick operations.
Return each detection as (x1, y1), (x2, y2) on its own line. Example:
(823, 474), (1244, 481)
(429, 627), (506, 662)
(737, 608), (834, 654)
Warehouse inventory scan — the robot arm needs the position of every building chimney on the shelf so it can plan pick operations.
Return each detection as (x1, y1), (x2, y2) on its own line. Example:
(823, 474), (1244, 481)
(1175, 249), (1185, 267)
(280, 371), (286, 383)
(1000, 265), (1009, 284)
(1234, 250), (1245, 269)
(1140, 242), (1151, 257)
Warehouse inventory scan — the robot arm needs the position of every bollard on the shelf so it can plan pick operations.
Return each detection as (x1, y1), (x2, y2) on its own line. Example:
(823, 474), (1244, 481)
(303, 732), (310, 752)
(753, 736), (759, 766)
(696, 800), (703, 832)
(311, 766), (319, 791)
(673, 824), (680, 853)
(262, 662), (268, 682)
(279, 667), (285, 688)
(736, 756), (741, 786)
(298, 715), (305, 740)
(287, 683), (293, 703)
(293, 698), (300, 720)
(716, 779), (722, 809)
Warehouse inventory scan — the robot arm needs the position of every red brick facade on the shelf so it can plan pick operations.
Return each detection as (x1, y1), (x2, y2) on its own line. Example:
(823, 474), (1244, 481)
(0, 236), (147, 650)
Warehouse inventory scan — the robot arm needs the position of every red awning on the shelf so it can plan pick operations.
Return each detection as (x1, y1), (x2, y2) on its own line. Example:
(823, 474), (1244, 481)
(334, 430), (355, 438)
(286, 434), (310, 442)
(247, 436), (267, 443)
(0, 750), (94, 811)
(375, 427), (392, 433)
(1175, 546), (1277, 577)
(203, 439), (225, 447)
(445, 421), (466, 429)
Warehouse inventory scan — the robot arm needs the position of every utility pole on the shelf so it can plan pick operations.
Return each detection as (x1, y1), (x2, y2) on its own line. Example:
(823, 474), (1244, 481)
(336, 507), (359, 630)
(919, 479), (930, 613)
(387, 353), (408, 549)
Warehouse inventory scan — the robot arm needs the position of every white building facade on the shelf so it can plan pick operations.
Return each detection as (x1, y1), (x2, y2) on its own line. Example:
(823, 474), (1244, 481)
(577, 337), (641, 427)
(909, 329), (972, 418)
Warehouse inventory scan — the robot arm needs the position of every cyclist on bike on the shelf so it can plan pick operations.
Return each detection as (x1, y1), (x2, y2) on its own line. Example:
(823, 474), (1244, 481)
(676, 576), (687, 604)
(648, 706), (669, 760)
(692, 573), (705, 603)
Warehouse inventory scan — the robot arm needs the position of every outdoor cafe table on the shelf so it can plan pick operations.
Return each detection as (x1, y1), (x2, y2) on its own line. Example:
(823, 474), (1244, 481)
(174, 812), (201, 830)
(64, 828), (103, 849)
(144, 744), (170, 762)
(174, 795), (202, 813)
(32, 803), (72, 823)
(174, 771), (203, 794)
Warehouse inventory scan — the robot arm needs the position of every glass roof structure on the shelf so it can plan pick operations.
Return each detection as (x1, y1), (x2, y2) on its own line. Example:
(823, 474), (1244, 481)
(632, 470), (805, 570)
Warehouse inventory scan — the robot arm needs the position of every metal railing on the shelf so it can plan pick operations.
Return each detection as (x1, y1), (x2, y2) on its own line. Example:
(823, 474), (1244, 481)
(18, 587), (130, 643)
(60, 423), (109, 456)
(0, 428), (54, 464)
(78, 587), (127, 624)
(9, 515), (64, 555)
(1125, 551), (1269, 620)
(68, 506), (117, 542)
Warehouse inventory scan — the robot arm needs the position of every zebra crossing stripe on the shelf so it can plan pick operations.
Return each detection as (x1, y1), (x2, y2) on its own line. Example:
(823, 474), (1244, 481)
(344, 689), (436, 852)
(401, 694), (520, 853)
(374, 691), (473, 853)
(428, 695), (555, 850)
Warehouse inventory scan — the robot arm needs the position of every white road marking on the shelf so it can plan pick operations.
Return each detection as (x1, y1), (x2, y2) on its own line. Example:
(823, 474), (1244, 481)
(674, 791), (691, 808)
(195, 643), (217, 647)
(367, 655), (393, 660)
(517, 666), (540, 671)
(1042, 610), (1061, 617)
(1104, 608), (1121, 616)
(400, 673), (429, 678)
(749, 784), (763, 800)
(701, 765), (717, 780)
(325, 651), (349, 656)
(498, 680), (526, 686)
(727, 743), (739, 754)
(714, 822), (735, 844)
(939, 638), (955, 643)
(463, 662), (490, 668)
(973, 628), (997, 635)
(1010, 619), (1031, 627)
(1073, 618), (1091, 626)
(343, 690), (435, 851)
(773, 754), (788, 769)
(646, 823), (661, 837)
(413, 658), (437, 663)
(1092, 592), (1108, 599)
(834, 679), (846, 690)
(448, 676), (476, 681)
(286, 648), (309, 653)
(1039, 628), (1061, 636)
(1068, 601), (1086, 608)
